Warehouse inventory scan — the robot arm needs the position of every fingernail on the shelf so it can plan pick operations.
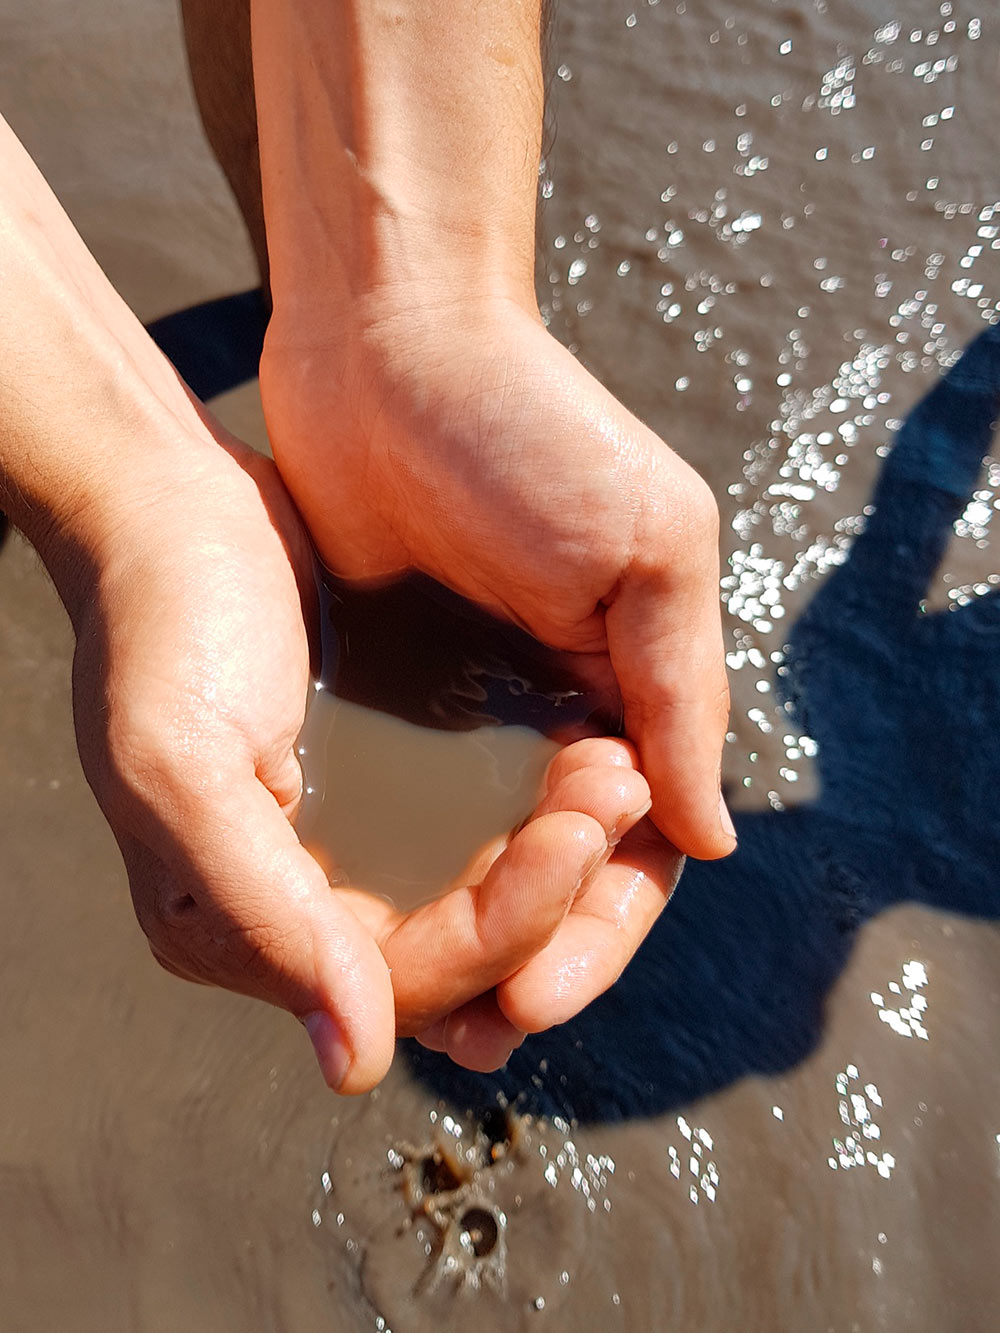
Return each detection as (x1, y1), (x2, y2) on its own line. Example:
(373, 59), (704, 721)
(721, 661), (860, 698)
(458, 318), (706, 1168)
(302, 1011), (351, 1091)
(414, 1019), (448, 1052)
(610, 797), (652, 846)
(577, 839), (611, 888)
(719, 793), (737, 843)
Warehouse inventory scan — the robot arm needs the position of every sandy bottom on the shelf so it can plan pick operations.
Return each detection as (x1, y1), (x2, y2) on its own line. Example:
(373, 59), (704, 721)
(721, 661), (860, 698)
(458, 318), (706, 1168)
(2, 0), (1000, 1328)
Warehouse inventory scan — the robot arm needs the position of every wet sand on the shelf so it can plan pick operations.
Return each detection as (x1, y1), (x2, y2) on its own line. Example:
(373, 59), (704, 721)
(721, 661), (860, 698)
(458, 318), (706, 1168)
(2, 0), (1000, 1329)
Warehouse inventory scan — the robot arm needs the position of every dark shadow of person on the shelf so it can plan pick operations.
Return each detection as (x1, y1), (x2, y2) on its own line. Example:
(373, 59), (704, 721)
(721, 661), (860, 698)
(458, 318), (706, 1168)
(407, 324), (1000, 1123)
(146, 299), (1000, 1124)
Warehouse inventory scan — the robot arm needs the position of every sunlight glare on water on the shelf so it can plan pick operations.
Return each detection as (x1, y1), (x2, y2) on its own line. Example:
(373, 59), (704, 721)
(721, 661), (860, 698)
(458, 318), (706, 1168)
(305, 3), (1000, 1326)
(539, 0), (999, 811)
(2, 2), (998, 1331)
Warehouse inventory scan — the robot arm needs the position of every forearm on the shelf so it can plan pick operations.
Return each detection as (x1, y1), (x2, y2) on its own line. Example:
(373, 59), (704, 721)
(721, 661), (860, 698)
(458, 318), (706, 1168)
(250, 0), (544, 334)
(0, 114), (217, 594)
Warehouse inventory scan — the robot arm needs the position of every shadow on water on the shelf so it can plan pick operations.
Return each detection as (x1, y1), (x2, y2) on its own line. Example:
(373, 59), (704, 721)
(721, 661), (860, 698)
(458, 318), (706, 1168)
(148, 299), (1000, 1124)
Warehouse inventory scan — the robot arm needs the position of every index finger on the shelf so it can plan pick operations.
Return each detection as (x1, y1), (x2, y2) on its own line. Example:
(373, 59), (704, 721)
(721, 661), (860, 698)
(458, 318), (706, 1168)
(496, 818), (684, 1032)
(380, 810), (607, 1035)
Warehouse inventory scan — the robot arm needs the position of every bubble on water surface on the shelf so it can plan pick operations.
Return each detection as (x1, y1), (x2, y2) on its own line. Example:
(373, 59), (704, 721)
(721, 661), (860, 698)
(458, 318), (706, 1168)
(828, 1068), (896, 1177)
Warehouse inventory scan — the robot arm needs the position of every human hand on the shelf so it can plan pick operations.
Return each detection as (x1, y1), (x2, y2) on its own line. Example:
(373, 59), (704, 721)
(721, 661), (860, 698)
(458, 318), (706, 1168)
(59, 432), (391, 1090)
(329, 733), (672, 1074)
(261, 300), (735, 862)
(0, 105), (669, 1089)
(395, 738), (685, 1073)
(60, 426), (660, 1085)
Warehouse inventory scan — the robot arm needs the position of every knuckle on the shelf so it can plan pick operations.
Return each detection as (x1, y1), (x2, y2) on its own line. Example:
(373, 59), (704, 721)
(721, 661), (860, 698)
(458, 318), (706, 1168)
(682, 473), (720, 541)
(98, 705), (180, 812)
(630, 474), (719, 579)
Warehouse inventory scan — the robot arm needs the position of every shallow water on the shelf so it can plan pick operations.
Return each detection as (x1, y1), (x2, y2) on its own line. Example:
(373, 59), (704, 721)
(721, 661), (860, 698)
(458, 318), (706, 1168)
(297, 690), (557, 911)
(2, 0), (1000, 1329)
(293, 576), (606, 911)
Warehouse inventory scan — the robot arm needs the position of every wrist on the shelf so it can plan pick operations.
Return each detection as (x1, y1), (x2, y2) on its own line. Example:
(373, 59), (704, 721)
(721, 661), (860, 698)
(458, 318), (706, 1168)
(263, 285), (538, 385)
(2, 317), (232, 624)
(0, 112), (231, 611)
(260, 293), (549, 460)
(265, 251), (539, 354)
(15, 424), (226, 631)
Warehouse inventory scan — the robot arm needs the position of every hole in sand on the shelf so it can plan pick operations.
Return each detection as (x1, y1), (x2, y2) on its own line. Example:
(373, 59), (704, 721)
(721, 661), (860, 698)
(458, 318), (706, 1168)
(459, 1206), (500, 1258)
(420, 1150), (464, 1196)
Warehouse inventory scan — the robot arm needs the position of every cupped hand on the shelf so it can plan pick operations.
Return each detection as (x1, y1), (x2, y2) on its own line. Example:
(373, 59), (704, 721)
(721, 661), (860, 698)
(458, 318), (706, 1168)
(65, 425), (656, 1089)
(261, 300), (735, 863)
(66, 432), (392, 1091)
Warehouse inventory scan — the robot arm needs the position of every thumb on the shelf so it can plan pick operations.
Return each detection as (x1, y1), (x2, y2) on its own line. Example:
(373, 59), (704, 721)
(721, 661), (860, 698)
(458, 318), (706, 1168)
(605, 536), (735, 861)
(121, 771), (396, 1094)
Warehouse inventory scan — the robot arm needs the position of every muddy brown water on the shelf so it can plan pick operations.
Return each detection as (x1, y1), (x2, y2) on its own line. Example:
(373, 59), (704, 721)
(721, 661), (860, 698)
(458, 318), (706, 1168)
(2, 0), (1000, 1329)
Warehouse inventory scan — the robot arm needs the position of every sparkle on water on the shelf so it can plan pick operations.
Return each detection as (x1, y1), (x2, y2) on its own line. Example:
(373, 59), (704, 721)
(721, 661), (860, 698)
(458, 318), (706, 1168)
(828, 1065), (895, 1178)
(870, 960), (931, 1040)
(539, 0), (998, 807)
(296, 1), (997, 1321)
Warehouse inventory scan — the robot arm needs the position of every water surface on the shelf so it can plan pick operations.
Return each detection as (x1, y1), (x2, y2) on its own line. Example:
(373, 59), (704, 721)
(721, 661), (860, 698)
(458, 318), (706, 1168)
(1, 0), (999, 1328)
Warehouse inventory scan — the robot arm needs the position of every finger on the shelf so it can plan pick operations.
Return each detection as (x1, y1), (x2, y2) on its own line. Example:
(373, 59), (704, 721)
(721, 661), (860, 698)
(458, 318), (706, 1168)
(605, 526), (735, 861)
(122, 771), (396, 1095)
(442, 992), (526, 1072)
(413, 1017), (449, 1052)
(389, 743), (649, 1025)
(497, 820), (683, 1032)
(420, 742), (649, 939)
(531, 762), (650, 845)
(543, 736), (639, 791)
(384, 810), (607, 1035)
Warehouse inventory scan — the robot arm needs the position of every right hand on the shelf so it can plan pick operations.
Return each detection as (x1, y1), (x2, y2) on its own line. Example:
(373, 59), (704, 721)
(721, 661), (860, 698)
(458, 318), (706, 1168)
(262, 300), (736, 861)
(399, 738), (686, 1073)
